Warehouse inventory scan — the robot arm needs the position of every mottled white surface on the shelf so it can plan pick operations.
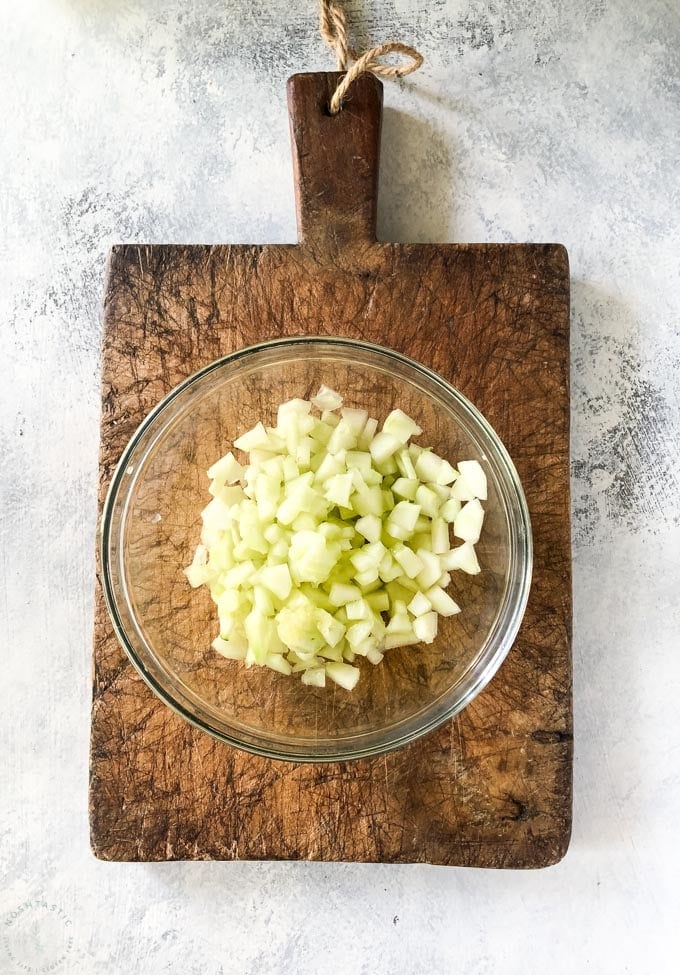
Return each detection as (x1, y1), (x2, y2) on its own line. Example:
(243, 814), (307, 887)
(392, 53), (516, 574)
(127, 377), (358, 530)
(1, 0), (679, 972)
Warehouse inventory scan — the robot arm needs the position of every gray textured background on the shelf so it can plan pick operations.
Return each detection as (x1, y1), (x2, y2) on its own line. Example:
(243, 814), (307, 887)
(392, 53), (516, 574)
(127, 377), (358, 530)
(1, 1), (679, 972)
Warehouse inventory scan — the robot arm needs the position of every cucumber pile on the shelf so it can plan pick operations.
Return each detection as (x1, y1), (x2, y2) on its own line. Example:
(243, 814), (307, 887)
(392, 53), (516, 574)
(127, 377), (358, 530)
(185, 387), (486, 690)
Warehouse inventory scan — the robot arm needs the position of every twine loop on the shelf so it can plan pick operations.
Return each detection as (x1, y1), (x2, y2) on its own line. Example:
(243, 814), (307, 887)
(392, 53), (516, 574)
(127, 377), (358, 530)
(319, 1), (423, 114)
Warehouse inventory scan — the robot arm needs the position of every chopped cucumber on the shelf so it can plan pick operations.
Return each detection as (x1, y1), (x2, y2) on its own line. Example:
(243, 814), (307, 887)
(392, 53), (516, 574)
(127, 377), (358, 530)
(186, 385), (487, 690)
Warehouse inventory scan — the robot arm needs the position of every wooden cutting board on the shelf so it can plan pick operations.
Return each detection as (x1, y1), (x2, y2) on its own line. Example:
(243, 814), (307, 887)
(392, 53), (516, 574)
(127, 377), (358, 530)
(90, 72), (572, 867)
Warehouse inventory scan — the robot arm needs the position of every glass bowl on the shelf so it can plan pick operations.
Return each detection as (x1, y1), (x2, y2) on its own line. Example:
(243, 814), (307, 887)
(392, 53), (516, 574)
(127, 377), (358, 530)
(101, 337), (532, 761)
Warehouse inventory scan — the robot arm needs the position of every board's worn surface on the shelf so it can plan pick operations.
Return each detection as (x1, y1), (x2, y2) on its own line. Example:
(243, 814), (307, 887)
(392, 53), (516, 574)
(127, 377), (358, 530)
(90, 73), (571, 867)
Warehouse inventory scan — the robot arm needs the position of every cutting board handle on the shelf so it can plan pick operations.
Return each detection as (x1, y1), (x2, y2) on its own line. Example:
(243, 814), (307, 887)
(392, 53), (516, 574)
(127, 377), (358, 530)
(287, 72), (383, 254)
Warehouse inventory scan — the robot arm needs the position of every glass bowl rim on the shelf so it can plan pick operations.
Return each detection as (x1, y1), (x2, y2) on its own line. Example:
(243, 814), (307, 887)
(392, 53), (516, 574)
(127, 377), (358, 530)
(100, 336), (533, 762)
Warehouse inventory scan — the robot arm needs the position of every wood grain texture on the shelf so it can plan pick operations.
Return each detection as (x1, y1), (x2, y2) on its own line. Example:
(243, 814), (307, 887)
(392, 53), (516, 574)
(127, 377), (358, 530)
(90, 72), (572, 867)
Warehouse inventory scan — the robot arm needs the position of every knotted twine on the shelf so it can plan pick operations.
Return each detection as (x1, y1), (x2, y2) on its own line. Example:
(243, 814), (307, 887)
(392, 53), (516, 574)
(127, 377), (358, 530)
(319, 0), (424, 114)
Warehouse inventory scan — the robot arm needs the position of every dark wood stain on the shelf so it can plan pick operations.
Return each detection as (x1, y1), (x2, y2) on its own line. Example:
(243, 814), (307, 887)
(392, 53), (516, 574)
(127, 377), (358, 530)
(90, 73), (572, 867)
